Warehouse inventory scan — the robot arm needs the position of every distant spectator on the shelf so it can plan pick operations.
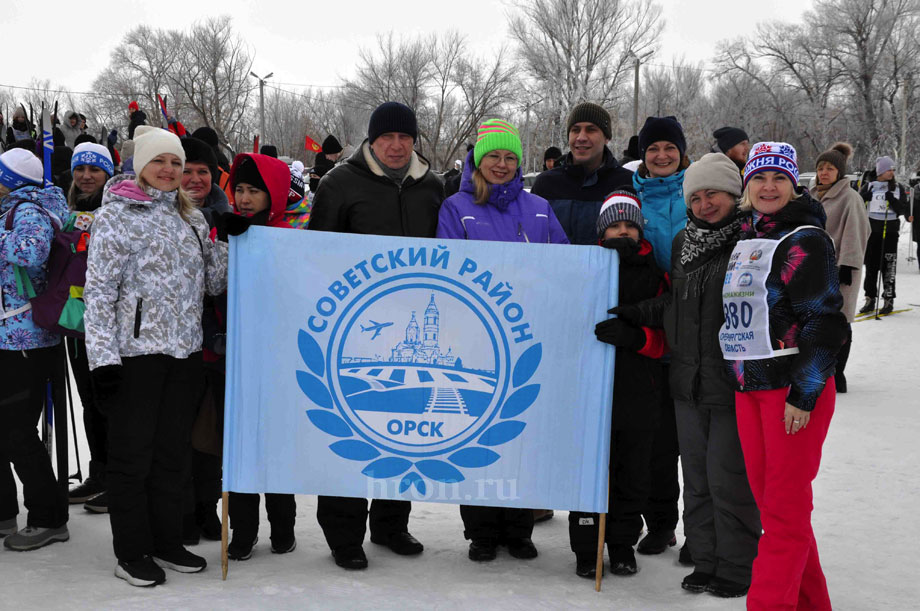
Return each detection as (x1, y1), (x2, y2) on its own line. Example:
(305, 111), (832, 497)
(712, 127), (749, 172)
(127, 101), (147, 140)
(542, 146), (562, 171)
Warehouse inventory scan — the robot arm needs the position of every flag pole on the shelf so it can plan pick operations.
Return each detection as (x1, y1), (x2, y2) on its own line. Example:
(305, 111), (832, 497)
(221, 491), (229, 580)
(595, 471), (609, 592)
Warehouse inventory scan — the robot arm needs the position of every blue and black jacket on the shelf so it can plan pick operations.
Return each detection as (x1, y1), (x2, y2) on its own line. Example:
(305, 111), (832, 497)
(728, 191), (847, 411)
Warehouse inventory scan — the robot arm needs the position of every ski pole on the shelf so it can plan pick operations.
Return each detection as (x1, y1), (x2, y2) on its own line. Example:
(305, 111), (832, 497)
(44, 380), (53, 457)
(64, 342), (83, 482)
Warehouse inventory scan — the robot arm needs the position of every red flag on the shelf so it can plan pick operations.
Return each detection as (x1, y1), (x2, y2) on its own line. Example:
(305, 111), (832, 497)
(253, 135), (259, 154)
(304, 135), (322, 153)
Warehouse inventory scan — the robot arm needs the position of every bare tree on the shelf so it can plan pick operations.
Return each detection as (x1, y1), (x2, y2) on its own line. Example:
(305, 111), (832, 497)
(168, 16), (254, 148)
(815, 0), (920, 151)
(509, 0), (663, 123)
(344, 31), (517, 169)
(92, 26), (181, 132)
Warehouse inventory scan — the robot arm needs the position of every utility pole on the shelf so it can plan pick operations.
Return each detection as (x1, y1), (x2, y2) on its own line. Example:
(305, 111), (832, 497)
(250, 71), (273, 144)
(633, 55), (641, 136)
(899, 75), (910, 177)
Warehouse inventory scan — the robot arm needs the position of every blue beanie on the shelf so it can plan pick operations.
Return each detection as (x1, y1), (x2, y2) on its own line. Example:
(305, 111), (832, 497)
(71, 143), (114, 177)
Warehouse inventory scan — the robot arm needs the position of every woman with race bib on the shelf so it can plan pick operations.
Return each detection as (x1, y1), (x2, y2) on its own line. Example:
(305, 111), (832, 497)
(721, 142), (846, 610)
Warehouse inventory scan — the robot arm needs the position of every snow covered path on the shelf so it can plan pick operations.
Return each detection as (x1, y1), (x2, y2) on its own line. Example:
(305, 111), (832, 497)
(3, 235), (919, 610)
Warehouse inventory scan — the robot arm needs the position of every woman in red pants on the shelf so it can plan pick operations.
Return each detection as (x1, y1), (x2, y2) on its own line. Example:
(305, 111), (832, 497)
(720, 142), (847, 609)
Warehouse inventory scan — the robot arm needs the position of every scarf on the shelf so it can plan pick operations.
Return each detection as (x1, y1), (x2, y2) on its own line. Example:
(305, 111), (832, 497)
(679, 210), (744, 299)
(813, 181), (835, 200)
(370, 148), (409, 185)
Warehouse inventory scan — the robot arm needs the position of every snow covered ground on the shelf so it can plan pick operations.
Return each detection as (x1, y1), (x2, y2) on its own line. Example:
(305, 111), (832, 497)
(3, 230), (920, 610)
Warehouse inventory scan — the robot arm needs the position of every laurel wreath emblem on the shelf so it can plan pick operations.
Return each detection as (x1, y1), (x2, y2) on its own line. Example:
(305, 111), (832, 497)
(296, 329), (542, 494)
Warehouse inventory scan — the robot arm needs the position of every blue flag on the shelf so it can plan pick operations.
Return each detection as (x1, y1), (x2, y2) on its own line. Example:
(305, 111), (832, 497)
(223, 228), (619, 513)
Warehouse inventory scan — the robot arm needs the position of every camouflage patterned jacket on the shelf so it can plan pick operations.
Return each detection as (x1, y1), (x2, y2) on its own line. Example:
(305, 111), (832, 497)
(84, 175), (228, 370)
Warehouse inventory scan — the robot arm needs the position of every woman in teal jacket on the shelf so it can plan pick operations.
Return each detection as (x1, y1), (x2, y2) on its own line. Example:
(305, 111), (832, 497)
(629, 116), (690, 558)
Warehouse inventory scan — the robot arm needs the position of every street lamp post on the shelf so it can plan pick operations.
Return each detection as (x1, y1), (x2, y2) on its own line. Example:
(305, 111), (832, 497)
(250, 71), (273, 143)
(632, 54), (640, 137)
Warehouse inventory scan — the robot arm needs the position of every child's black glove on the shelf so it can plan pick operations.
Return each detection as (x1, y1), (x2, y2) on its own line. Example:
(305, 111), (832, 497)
(595, 318), (645, 350)
(606, 304), (641, 325)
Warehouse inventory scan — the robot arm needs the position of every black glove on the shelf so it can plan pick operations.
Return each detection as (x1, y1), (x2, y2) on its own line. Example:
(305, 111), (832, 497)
(225, 213), (252, 236)
(216, 212), (252, 241)
(91, 364), (123, 403)
(839, 265), (853, 286)
(607, 304), (641, 326)
(594, 318), (646, 350)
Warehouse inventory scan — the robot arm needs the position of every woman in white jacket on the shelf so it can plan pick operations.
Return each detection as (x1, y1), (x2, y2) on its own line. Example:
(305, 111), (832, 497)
(84, 126), (227, 587)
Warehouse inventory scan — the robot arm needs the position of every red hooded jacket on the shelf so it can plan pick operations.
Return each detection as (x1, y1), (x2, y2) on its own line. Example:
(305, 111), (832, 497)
(228, 153), (291, 228)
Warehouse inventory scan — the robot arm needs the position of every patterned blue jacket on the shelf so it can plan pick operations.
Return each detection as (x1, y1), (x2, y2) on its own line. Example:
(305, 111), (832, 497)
(0, 185), (69, 350)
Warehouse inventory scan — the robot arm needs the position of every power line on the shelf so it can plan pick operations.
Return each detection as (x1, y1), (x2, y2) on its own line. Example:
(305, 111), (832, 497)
(270, 81), (346, 89)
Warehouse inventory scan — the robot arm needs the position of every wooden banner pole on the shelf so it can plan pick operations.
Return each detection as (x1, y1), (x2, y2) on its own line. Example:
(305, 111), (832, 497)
(221, 491), (229, 580)
(594, 511), (607, 592)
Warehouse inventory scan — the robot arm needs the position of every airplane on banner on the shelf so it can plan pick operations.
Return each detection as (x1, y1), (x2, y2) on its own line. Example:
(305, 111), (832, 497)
(360, 320), (394, 340)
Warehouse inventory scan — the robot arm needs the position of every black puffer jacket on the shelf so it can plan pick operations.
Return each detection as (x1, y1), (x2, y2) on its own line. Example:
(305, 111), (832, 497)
(307, 140), (444, 237)
(664, 230), (738, 409)
(635, 222), (739, 410)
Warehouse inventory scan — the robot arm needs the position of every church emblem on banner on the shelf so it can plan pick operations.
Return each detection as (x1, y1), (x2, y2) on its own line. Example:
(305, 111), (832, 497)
(295, 250), (543, 494)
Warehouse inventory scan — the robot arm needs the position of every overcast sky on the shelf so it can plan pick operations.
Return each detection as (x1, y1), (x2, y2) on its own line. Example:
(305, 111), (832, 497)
(4, 0), (812, 95)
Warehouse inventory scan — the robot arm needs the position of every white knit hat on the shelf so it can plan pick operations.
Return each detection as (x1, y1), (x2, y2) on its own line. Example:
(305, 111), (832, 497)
(132, 125), (185, 179)
(0, 148), (43, 190)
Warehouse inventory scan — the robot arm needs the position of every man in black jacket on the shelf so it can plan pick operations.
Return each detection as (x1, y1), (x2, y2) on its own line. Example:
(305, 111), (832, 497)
(308, 102), (443, 570)
(531, 102), (633, 245)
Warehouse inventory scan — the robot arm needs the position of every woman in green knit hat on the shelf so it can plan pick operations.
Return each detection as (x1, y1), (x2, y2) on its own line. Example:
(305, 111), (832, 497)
(436, 120), (567, 563)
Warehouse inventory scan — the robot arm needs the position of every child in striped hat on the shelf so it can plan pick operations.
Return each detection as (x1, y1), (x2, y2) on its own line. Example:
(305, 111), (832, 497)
(571, 187), (669, 579)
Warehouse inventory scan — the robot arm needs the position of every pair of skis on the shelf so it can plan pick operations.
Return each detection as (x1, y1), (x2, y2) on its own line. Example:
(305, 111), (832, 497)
(853, 307), (913, 322)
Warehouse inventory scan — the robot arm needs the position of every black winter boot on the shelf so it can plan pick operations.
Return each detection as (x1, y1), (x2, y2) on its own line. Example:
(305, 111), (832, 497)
(637, 529), (676, 555)
(196, 502), (222, 541)
(468, 539), (498, 561)
(858, 297), (876, 315)
(706, 576), (750, 598)
(575, 553), (601, 578)
(609, 544), (638, 576)
(681, 570), (713, 593)
(880, 298), (894, 315)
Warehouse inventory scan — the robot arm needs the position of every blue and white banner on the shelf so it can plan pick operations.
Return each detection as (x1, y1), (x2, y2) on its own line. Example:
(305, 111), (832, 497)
(223, 228), (618, 513)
